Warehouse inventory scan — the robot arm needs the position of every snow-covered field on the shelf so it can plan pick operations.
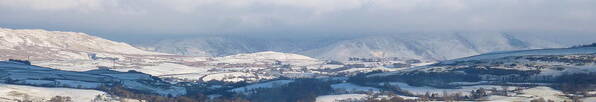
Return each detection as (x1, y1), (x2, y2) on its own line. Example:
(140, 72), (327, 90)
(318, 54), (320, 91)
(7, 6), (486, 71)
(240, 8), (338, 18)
(315, 93), (419, 102)
(484, 87), (570, 102)
(582, 97), (596, 102)
(114, 63), (211, 77)
(316, 94), (368, 102)
(211, 51), (322, 65)
(384, 82), (511, 96)
(201, 72), (257, 82)
(0, 84), (117, 102)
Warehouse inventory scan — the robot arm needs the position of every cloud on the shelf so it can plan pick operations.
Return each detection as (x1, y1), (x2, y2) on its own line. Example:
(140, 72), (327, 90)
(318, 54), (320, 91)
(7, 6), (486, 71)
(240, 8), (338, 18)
(0, 0), (595, 36)
(0, 0), (104, 11)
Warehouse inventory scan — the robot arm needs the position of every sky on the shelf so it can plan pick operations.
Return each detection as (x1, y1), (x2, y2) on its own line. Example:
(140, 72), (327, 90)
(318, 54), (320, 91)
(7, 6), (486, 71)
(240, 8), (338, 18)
(0, 0), (595, 41)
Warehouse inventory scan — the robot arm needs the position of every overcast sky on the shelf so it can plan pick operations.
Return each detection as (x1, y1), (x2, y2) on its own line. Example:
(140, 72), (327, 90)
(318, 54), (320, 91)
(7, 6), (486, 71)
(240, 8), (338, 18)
(0, 0), (595, 40)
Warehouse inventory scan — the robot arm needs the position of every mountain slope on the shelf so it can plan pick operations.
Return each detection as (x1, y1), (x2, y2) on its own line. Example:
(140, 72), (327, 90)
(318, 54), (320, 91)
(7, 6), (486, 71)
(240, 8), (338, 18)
(0, 28), (164, 60)
(303, 32), (561, 61)
(443, 45), (596, 64)
(0, 61), (186, 96)
(212, 51), (320, 65)
(0, 84), (121, 102)
(136, 32), (563, 61)
(136, 36), (341, 57)
(368, 45), (596, 87)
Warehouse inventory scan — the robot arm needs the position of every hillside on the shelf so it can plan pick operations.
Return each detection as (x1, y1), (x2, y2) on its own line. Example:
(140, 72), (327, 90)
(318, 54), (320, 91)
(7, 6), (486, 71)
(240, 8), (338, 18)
(211, 51), (321, 65)
(0, 84), (123, 102)
(368, 45), (596, 88)
(135, 36), (341, 57)
(0, 28), (164, 60)
(0, 60), (186, 96)
(302, 33), (561, 61)
(136, 32), (562, 61)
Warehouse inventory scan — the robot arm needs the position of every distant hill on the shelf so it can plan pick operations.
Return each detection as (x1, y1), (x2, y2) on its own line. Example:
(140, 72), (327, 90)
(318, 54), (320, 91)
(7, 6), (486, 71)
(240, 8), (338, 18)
(368, 45), (596, 87)
(0, 28), (165, 60)
(137, 32), (563, 61)
(0, 60), (185, 96)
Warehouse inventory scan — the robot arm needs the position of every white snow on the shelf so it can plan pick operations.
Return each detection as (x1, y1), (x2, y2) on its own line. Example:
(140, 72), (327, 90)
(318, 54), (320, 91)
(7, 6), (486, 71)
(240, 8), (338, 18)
(520, 87), (569, 101)
(581, 97), (596, 102)
(338, 67), (403, 74)
(484, 95), (533, 102)
(0, 84), (117, 102)
(384, 82), (508, 96)
(211, 51), (322, 65)
(485, 87), (570, 102)
(316, 94), (368, 102)
(201, 72), (256, 82)
(0, 28), (166, 61)
(114, 63), (210, 76)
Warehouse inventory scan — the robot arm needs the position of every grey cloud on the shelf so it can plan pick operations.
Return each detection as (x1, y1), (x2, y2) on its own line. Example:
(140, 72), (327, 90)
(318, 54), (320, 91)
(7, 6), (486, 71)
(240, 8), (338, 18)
(0, 0), (595, 37)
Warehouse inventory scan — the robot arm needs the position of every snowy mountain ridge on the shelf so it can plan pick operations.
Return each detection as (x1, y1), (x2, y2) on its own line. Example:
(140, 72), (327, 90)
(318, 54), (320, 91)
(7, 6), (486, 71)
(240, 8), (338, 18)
(136, 36), (340, 57)
(137, 32), (564, 62)
(302, 32), (563, 61)
(0, 28), (164, 60)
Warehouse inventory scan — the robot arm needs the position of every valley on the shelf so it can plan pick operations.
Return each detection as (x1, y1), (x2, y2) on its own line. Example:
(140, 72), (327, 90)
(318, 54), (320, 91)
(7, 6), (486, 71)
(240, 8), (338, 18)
(2, 1), (595, 101)
(0, 28), (594, 102)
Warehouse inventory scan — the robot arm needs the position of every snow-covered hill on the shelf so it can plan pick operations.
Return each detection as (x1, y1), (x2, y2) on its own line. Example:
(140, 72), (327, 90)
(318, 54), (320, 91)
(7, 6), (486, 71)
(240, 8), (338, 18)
(0, 84), (125, 102)
(302, 33), (562, 61)
(0, 61), (186, 96)
(136, 36), (340, 57)
(0, 28), (164, 60)
(337, 46), (596, 102)
(443, 45), (596, 64)
(137, 32), (563, 61)
(368, 45), (596, 87)
(211, 51), (321, 65)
